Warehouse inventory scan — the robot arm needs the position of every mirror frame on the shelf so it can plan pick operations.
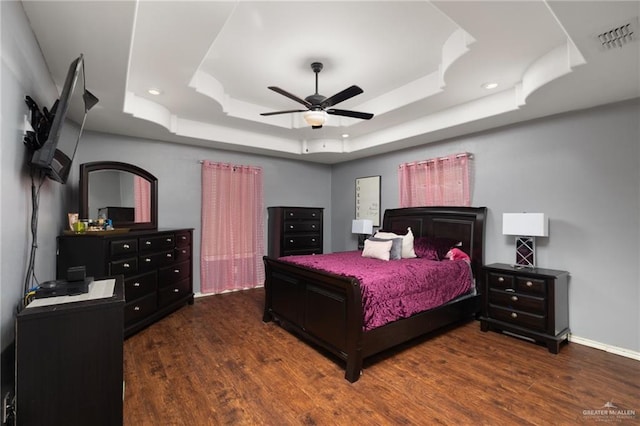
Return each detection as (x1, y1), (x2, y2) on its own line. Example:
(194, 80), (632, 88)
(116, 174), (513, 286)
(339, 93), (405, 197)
(79, 161), (158, 231)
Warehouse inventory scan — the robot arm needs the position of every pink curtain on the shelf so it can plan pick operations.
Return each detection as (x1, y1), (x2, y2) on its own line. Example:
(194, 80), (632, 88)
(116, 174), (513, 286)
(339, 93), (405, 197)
(134, 176), (151, 222)
(399, 153), (471, 207)
(200, 161), (265, 294)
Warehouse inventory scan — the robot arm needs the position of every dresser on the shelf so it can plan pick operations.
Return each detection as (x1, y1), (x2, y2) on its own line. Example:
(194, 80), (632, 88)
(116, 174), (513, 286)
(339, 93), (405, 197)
(57, 228), (194, 337)
(267, 207), (323, 257)
(16, 276), (124, 425)
(479, 263), (570, 353)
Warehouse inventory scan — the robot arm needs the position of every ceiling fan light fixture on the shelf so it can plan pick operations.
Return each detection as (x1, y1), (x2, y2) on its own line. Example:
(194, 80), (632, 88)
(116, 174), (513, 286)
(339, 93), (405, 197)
(303, 110), (327, 127)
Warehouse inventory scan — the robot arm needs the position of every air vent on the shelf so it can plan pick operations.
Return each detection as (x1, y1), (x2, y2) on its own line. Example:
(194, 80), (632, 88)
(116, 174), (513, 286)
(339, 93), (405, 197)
(597, 19), (637, 49)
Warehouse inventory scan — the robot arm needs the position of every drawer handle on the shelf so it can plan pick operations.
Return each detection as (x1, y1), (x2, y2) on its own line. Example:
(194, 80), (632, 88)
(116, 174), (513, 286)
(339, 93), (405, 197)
(505, 288), (515, 293)
(145, 241), (152, 245)
(511, 312), (518, 318)
(133, 282), (140, 287)
(181, 236), (187, 241)
(174, 269), (180, 273)
(511, 295), (518, 302)
(167, 253), (173, 258)
(166, 238), (172, 243)
(145, 258), (151, 263)
(289, 212), (294, 216)
(311, 225), (316, 229)
(312, 213), (316, 217)
(123, 244), (130, 249)
(289, 225), (294, 229)
(289, 239), (294, 243)
(526, 281), (533, 287)
(123, 263), (130, 268)
(498, 277), (504, 282)
(311, 238), (316, 242)
(134, 306), (140, 311)
(173, 288), (179, 293)
(181, 249), (187, 254)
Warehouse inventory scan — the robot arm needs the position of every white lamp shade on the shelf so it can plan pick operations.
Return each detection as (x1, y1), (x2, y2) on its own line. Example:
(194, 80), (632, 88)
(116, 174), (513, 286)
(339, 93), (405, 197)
(303, 110), (327, 126)
(352, 219), (373, 235)
(502, 213), (548, 237)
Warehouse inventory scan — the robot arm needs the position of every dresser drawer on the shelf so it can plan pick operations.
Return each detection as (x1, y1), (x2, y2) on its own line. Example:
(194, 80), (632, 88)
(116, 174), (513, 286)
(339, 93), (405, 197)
(516, 276), (546, 296)
(487, 272), (515, 290)
(284, 208), (322, 220)
(110, 238), (138, 257)
(175, 230), (191, 248)
(125, 293), (157, 325)
(174, 246), (191, 262)
(489, 289), (545, 314)
(124, 271), (157, 301)
(110, 257), (138, 277)
(158, 278), (191, 307)
(489, 305), (546, 331)
(139, 234), (175, 253)
(284, 220), (321, 233)
(158, 260), (190, 287)
(284, 235), (321, 250)
(139, 250), (175, 272)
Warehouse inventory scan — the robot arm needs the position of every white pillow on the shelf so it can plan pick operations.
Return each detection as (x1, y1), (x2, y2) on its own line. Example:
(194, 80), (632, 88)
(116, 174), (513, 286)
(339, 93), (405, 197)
(362, 239), (393, 261)
(374, 227), (417, 259)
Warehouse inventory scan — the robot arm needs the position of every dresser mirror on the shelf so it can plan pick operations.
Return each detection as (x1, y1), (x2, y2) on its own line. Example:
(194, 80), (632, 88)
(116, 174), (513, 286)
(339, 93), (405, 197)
(79, 161), (158, 230)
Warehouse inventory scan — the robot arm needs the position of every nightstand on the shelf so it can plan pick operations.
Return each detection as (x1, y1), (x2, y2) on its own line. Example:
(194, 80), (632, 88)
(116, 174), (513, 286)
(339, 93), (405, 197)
(479, 263), (570, 353)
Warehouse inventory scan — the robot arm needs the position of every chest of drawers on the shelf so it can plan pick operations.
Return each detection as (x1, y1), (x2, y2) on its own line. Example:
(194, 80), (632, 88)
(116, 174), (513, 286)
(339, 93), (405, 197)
(268, 207), (323, 257)
(479, 263), (570, 353)
(57, 228), (194, 337)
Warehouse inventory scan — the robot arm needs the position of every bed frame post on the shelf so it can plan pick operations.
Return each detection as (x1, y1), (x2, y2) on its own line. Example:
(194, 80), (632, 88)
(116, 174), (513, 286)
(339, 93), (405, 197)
(345, 279), (364, 383)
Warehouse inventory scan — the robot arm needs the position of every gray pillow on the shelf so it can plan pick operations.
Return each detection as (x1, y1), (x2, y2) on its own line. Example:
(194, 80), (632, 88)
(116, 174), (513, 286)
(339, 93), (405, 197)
(368, 237), (403, 260)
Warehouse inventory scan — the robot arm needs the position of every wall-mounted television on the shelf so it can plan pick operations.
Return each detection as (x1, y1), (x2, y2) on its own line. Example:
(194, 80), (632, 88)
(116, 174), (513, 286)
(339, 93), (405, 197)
(30, 54), (98, 183)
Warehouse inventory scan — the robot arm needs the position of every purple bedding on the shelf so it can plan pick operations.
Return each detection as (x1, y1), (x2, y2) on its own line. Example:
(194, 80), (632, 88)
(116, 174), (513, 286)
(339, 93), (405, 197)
(279, 251), (474, 331)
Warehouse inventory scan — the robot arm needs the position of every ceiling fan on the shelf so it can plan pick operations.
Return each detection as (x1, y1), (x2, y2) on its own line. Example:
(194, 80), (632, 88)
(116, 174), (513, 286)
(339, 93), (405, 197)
(261, 62), (374, 129)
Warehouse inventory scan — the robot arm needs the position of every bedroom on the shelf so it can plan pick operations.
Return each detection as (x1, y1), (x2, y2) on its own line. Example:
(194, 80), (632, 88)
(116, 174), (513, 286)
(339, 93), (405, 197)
(1, 0), (639, 424)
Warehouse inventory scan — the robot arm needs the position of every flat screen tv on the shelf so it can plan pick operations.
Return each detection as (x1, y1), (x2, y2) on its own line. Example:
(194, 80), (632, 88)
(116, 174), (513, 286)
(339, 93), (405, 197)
(30, 54), (99, 183)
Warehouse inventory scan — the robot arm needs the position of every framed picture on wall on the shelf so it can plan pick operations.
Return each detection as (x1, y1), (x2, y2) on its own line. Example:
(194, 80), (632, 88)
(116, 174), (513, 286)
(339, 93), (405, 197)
(355, 175), (381, 226)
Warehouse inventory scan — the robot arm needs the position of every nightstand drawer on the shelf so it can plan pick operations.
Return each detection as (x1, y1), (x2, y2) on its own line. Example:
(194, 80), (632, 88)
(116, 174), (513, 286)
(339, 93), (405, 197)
(487, 272), (515, 290)
(489, 305), (546, 331)
(489, 289), (545, 314)
(516, 277), (545, 296)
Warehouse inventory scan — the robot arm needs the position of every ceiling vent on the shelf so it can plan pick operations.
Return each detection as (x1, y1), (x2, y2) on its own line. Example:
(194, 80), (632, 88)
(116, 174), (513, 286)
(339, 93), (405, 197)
(597, 18), (637, 49)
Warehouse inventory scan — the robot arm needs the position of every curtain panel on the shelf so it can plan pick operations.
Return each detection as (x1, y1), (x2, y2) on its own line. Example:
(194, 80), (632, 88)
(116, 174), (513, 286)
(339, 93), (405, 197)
(134, 176), (151, 222)
(201, 161), (265, 294)
(398, 153), (472, 207)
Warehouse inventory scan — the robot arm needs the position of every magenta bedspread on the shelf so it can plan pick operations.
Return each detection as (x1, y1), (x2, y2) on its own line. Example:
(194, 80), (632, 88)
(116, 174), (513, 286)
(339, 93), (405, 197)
(279, 251), (474, 331)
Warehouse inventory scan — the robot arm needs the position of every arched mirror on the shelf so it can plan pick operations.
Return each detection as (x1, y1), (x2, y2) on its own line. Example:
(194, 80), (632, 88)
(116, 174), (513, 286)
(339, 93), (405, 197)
(79, 161), (158, 231)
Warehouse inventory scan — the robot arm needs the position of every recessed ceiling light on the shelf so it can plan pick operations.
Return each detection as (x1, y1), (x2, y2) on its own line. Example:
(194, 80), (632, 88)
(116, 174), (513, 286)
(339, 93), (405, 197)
(147, 88), (162, 96)
(482, 82), (498, 90)
(342, 133), (349, 138)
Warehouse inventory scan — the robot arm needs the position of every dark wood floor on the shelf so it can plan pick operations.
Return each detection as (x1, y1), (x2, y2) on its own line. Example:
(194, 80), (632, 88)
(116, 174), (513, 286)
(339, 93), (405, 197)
(123, 288), (639, 425)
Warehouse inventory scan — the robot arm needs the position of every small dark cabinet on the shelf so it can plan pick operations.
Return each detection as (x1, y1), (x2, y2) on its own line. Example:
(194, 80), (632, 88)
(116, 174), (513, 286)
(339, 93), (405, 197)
(267, 207), (323, 257)
(479, 263), (570, 353)
(57, 228), (194, 337)
(16, 276), (125, 426)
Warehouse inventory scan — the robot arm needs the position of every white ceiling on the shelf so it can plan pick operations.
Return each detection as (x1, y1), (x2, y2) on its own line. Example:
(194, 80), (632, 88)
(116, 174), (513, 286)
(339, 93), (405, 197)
(22, 1), (640, 163)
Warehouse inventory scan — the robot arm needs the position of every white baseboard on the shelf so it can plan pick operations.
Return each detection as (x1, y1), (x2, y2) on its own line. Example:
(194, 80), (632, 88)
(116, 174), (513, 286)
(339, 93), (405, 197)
(570, 334), (640, 361)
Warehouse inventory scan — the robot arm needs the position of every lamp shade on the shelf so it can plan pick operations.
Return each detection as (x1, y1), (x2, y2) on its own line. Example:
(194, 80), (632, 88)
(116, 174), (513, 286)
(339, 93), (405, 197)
(351, 219), (373, 235)
(502, 213), (548, 237)
(303, 110), (327, 126)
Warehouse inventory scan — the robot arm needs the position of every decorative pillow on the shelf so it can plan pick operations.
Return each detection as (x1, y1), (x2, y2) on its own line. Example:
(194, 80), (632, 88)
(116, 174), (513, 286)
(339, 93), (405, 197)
(445, 247), (470, 262)
(362, 239), (393, 261)
(374, 227), (417, 259)
(368, 237), (403, 260)
(413, 237), (462, 261)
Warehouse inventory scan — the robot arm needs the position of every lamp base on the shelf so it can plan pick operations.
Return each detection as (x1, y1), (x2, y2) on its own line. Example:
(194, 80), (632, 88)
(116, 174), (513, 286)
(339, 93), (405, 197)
(357, 234), (367, 250)
(515, 236), (536, 268)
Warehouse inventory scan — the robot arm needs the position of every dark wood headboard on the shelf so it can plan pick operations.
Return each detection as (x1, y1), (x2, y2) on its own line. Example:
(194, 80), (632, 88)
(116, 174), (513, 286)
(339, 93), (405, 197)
(382, 206), (487, 277)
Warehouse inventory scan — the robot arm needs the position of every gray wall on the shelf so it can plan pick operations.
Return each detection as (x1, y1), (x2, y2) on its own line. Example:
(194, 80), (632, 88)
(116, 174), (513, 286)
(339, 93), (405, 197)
(72, 131), (333, 295)
(331, 99), (640, 353)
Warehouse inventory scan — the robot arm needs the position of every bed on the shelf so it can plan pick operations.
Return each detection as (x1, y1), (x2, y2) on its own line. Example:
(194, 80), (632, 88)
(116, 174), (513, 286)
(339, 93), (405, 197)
(262, 206), (486, 382)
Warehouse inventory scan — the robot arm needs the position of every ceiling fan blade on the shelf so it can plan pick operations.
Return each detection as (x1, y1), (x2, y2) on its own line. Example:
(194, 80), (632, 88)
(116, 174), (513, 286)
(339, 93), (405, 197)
(321, 85), (363, 108)
(268, 86), (312, 108)
(326, 109), (374, 120)
(260, 109), (307, 116)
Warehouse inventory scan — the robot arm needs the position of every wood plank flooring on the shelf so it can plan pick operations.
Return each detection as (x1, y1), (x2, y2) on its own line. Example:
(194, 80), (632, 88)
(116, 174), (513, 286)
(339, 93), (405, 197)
(123, 288), (639, 425)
